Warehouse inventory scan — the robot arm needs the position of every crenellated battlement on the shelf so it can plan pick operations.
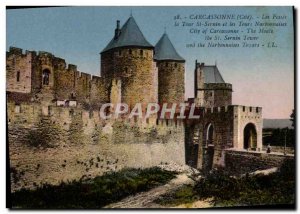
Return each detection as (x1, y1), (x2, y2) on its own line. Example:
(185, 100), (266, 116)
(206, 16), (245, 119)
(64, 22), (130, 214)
(7, 46), (103, 81)
(7, 102), (185, 131)
(111, 47), (154, 60)
(67, 64), (77, 71)
(53, 57), (66, 70)
(234, 105), (262, 114)
(91, 75), (103, 82)
(7, 47), (36, 59)
(202, 105), (262, 118)
(203, 105), (230, 114)
(6, 46), (111, 107)
(195, 61), (204, 69)
(79, 72), (92, 80)
(204, 83), (232, 90)
(38, 51), (54, 57)
(7, 47), (23, 55)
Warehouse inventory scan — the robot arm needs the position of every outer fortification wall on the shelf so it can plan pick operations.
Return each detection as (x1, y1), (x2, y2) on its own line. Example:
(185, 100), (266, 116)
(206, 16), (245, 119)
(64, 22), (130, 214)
(224, 149), (294, 175)
(8, 102), (185, 192)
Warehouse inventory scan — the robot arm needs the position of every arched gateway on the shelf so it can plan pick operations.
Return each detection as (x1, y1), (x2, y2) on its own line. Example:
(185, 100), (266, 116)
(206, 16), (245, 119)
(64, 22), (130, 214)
(243, 123), (257, 150)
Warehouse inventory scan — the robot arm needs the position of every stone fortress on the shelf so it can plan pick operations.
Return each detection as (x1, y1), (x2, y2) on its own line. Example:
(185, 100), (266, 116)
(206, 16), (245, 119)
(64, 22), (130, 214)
(8, 15), (286, 192)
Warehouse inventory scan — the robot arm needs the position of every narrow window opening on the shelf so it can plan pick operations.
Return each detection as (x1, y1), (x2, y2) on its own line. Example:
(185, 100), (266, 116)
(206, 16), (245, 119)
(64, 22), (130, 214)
(42, 69), (50, 85)
(16, 71), (20, 82)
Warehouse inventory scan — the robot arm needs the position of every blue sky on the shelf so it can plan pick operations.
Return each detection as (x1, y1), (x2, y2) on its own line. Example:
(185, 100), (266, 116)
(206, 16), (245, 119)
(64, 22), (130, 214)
(6, 6), (294, 118)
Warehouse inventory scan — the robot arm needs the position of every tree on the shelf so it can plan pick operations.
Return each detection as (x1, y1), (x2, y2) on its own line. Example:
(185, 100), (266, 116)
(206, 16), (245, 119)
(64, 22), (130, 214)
(290, 109), (295, 128)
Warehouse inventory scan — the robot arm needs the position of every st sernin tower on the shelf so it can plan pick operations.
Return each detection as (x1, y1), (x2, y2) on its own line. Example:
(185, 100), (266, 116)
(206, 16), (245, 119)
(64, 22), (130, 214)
(100, 16), (158, 113)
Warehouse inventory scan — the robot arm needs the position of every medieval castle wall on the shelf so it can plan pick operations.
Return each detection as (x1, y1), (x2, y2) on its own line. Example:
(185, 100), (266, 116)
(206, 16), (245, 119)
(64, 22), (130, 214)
(6, 47), (33, 93)
(224, 149), (294, 175)
(6, 46), (187, 192)
(6, 47), (110, 109)
(6, 12), (286, 198)
(7, 37), (266, 192)
(8, 102), (185, 191)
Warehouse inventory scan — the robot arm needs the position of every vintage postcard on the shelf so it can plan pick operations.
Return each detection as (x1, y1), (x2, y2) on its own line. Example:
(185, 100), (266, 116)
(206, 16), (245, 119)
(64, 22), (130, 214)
(6, 6), (295, 209)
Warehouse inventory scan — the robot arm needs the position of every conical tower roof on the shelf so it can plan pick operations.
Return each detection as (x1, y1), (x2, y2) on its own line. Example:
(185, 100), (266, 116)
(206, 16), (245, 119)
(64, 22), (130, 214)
(154, 33), (185, 62)
(101, 16), (153, 53)
(202, 65), (225, 83)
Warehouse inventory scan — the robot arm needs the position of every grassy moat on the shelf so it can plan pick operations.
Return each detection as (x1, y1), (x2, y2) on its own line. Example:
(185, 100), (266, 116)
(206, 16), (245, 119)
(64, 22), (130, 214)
(10, 160), (295, 209)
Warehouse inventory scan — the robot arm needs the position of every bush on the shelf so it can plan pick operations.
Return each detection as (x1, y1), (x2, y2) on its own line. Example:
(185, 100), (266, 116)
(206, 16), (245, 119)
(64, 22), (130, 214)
(194, 160), (295, 207)
(263, 128), (295, 147)
(10, 167), (177, 208)
(154, 185), (198, 206)
(155, 160), (295, 208)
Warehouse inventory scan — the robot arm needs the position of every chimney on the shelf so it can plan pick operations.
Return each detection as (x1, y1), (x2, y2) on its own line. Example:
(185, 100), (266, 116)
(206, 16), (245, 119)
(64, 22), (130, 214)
(114, 20), (121, 40)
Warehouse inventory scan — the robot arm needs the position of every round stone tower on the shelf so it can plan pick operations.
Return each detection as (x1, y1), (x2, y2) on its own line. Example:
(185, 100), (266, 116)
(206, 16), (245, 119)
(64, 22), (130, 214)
(100, 16), (157, 113)
(154, 32), (185, 112)
(194, 62), (232, 108)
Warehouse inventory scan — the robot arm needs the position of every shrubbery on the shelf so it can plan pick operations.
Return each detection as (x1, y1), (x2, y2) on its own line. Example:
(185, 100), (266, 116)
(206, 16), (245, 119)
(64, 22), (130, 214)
(154, 184), (198, 206)
(263, 128), (295, 147)
(195, 159), (295, 207)
(10, 167), (177, 208)
(156, 159), (295, 208)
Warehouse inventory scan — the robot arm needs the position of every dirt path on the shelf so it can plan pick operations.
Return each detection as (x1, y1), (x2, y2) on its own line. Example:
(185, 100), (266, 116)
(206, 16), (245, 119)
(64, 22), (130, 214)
(171, 198), (213, 209)
(104, 173), (197, 208)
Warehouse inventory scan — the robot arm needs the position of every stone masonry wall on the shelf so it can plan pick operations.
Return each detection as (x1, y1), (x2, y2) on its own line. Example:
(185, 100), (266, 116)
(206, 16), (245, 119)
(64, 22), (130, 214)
(233, 105), (263, 150)
(6, 47), (33, 94)
(200, 106), (235, 168)
(8, 102), (185, 192)
(101, 48), (157, 112)
(203, 83), (232, 108)
(185, 105), (262, 172)
(7, 47), (109, 109)
(224, 149), (294, 175)
(157, 61), (185, 108)
(194, 62), (232, 109)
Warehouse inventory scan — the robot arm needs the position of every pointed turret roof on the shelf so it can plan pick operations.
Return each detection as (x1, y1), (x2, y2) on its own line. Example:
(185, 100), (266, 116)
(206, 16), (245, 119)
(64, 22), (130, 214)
(202, 65), (225, 83)
(154, 33), (185, 62)
(101, 16), (153, 53)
